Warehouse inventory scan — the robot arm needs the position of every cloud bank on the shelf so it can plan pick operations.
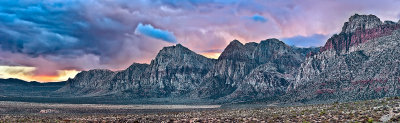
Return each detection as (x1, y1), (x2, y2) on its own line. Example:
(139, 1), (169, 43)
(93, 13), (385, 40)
(0, 0), (399, 81)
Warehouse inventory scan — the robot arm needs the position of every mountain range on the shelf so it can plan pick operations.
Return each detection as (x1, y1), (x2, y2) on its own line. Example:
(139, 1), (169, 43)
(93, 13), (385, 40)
(3, 14), (400, 104)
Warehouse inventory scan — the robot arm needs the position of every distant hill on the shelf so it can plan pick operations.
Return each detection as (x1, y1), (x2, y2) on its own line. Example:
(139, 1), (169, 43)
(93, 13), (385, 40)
(0, 78), (65, 97)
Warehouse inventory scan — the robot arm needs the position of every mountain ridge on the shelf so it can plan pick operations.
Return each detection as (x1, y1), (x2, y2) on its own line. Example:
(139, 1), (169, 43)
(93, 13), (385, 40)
(58, 14), (400, 104)
(3, 14), (400, 104)
(58, 37), (317, 102)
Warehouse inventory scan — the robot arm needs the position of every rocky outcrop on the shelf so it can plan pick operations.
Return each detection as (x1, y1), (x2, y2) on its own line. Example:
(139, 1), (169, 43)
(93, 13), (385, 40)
(58, 69), (117, 96)
(225, 39), (307, 101)
(110, 63), (148, 95)
(140, 44), (216, 97)
(199, 40), (258, 99)
(289, 14), (400, 103)
(385, 20), (396, 25)
(218, 40), (255, 61)
(226, 63), (290, 101)
(341, 14), (382, 33)
(320, 14), (400, 53)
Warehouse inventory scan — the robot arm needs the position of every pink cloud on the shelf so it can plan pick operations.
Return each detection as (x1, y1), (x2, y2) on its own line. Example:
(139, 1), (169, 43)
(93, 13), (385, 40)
(0, 0), (400, 81)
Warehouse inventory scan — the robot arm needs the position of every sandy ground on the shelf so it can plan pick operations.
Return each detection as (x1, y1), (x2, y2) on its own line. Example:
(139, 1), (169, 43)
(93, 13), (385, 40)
(0, 101), (220, 110)
(1, 97), (400, 122)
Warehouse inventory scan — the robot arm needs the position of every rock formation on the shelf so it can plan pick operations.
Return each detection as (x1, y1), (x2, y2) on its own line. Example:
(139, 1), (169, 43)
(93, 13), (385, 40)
(58, 14), (400, 104)
(289, 14), (400, 103)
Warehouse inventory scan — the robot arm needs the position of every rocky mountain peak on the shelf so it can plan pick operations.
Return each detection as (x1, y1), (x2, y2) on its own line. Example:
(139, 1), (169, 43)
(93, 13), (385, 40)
(151, 43), (213, 70)
(257, 38), (290, 52)
(126, 63), (149, 70)
(259, 38), (284, 45)
(384, 20), (396, 25)
(58, 69), (117, 95)
(175, 43), (184, 48)
(218, 40), (249, 61)
(230, 39), (243, 45)
(221, 40), (244, 52)
(84, 69), (114, 74)
(155, 44), (194, 59)
(253, 38), (302, 66)
(161, 44), (189, 51)
(244, 42), (258, 48)
(321, 14), (400, 53)
(341, 14), (382, 33)
(74, 69), (115, 79)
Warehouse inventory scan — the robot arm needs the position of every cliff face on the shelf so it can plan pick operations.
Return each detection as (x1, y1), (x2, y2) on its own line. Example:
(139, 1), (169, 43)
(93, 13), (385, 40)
(141, 44), (216, 97)
(60, 44), (216, 98)
(58, 69), (117, 96)
(289, 14), (400, 102)
(224, 39), (306, 101)
(341, 14), (383, 33)
(110, 63), (149, 96)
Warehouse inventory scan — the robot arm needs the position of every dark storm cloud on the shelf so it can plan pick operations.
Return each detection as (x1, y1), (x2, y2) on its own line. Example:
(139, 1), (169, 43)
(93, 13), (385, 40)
(0, 0), (94, 58)
(0, 0), (140, 67)
(0, 0), (137, 75)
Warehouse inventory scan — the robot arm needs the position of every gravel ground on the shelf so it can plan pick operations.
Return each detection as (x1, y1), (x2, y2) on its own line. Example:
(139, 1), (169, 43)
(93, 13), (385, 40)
(2, 97), (400, 122)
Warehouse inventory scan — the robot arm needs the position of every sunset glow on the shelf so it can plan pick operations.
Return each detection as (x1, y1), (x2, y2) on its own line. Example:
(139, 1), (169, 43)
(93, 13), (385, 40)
(201, 53), (222, 59)
(0, 66), (79, 82)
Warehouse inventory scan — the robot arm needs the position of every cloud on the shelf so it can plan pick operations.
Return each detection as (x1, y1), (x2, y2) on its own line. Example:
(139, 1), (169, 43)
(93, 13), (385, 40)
(0, 59), (20, 66)
(0, 66), (35, 79)
(282, 34), (329, 47)
(0, 1), (91, 58)
(0, 0), (400, 82)
(398, 13), (400, 21)
(201, 49), (224, 53)
(251, 14), (268, 23)
(135, 23), (178, 43)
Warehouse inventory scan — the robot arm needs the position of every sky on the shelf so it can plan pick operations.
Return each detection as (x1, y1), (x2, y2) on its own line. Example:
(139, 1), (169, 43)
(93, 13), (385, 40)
(0, 0), (399, 82)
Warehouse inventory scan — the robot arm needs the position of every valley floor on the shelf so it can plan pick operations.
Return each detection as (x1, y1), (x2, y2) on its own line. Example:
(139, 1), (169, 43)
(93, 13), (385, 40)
(1, 97), (400, 122)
